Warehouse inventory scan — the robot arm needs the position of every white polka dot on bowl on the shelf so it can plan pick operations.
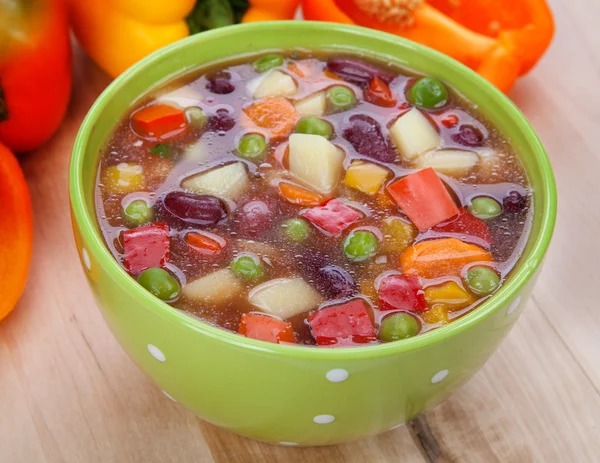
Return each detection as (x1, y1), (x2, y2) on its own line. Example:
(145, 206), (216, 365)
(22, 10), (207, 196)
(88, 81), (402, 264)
(82, 248), (91, 271)
(507, 296), (522, 316)
(431, 369), (449, 384)
(147, 344), (166, 362)
(313, 414), (335, 424)
(326, 368), (349, 383)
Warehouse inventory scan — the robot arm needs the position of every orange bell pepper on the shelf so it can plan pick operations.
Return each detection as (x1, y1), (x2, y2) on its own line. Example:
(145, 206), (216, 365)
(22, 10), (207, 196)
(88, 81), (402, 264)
(0, 0), (72, 152)
(242, 0), (300, 22)
(0, 142), (32, 321)
(302, 0), (554, 93)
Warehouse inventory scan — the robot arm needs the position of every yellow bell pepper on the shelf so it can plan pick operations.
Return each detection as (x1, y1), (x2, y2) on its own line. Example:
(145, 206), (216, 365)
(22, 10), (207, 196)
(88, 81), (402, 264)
(422, 306), (449, 325)
(69, 0), (300, 78)
(344, 160), (390, 195)
(424, 281), (475, 312)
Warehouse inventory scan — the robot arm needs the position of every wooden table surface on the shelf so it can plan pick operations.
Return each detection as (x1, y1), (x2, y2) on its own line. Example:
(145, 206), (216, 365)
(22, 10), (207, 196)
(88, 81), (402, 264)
(2, 2), (600, 461)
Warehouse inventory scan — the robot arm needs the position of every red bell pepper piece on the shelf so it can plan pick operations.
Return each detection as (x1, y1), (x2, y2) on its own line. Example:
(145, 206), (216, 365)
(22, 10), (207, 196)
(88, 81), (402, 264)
(364, 76), (396, 107)
(302, 199), (363, 236)
(386, 168), (459, 231)
(238, 313), (295, 344)
(0, 0), (72, 153)
(123, 222), (170, 274)
(433, 207), (492, 249)
(377, 275), (427, 312)
(186, 231), (226, 256)
(308, 299), (377, 346)
(131, 104), (186, 140)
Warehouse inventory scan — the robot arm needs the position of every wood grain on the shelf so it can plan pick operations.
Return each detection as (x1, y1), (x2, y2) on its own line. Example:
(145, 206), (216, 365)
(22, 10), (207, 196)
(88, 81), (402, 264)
(2, 1), (599, 460)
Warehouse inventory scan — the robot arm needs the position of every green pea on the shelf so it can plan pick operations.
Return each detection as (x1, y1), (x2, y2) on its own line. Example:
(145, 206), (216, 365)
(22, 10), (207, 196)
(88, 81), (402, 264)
(378, 313), (420, 342)
(464, 266), (500, 296)
(137, 268), (180, 302)
(231, 255), (264, 282)
(123, 199), (154, 226)
(343, 230), (378, 262)
(326, 86), (356, 113)
(253, 54), (285, 73)
(185, 107), (207, 129)
(237, 133), (268, 160)
(408, 76), (448, 109)
(282, 218), (311, 242)
(294, 116), (333, 139)
(469, 196), (502, 220)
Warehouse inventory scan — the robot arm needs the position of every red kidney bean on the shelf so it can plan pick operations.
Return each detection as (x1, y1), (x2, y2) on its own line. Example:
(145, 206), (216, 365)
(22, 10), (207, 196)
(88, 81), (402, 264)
(326, 58), (395, 86)
(237, 200), (273, 237)
(162, 191), (228, 226)
(452, 124), (485, 147)
(206, 71), (235, 94)
(208, 109), (235, 132)
(343, 114), (396, 163)
(314, 265), (358, 299)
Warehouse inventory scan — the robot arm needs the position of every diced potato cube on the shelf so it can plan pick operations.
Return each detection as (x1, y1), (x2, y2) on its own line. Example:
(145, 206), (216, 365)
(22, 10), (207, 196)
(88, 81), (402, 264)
(248, 278), (323, 319)
(424, 281), (475, 312)
(251, 70), (297, 99)
(288, 133), (345, 194)
(418, 149), (479, 175)
(157, 85), (203, 107)
(182, 139), (210, 162)
(101, 163), (146, 194)
(181, 162), (249, 199)
(382, 217), (417, 254)
(390, 108), (441, 160)
(294, 92), (326, 116)
(183, 269), (243, 305)
(344, 160), (389, 195)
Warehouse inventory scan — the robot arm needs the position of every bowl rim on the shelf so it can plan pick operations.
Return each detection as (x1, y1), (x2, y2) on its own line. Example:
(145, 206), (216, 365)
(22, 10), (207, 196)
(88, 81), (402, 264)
(69, 20), (557, 360)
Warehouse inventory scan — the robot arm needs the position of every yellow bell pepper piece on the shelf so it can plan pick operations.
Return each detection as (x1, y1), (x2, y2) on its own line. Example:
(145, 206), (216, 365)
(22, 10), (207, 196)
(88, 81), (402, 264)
(344, 160), (389, 195)
(68, 0), (195, 78)
(424, 281), (475, 312)
(101, 163), (146, 195)
(422, 306), (449, 325)
(381, 217), (417, 254)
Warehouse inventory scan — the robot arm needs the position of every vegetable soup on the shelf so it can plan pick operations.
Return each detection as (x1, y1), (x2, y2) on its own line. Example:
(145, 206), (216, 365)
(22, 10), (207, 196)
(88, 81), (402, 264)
(95, 51), (532, 347)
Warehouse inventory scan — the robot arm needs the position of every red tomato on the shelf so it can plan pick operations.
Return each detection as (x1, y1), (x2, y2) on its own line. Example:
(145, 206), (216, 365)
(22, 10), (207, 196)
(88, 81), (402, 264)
(365, 76), (397, 107)
(302, 199), (363, 236)
(378, 275), (427, 312)
(123, 222), (170, 274)
(238, 313), (295, 344)
(386, 168), (459, 231)
(433, 208), (492, 249)
(308, 299), (377, 346)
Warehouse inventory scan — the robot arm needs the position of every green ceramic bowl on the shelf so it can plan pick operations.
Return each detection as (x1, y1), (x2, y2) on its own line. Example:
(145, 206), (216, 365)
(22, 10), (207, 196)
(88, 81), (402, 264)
(69, 21), (556, 446)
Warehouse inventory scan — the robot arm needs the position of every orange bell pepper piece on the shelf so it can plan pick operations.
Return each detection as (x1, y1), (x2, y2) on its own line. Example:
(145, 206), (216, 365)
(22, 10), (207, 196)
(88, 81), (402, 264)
(243, 97), (298, 138)
(278, 182), (324, 206)
(242, 0), (301, 22)
(0, 142), (32, 321)
(400, 238), (493, 279)
(131, 104), (186, 140)
(302, 0), (554, 93)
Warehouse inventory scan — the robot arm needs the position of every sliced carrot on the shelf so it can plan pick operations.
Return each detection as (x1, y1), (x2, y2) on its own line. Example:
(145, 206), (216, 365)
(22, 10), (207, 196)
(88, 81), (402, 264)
(278, 182), (324, 206)
(287, 62), (305, 78)
(400, 238), (493, 279)
(186, 232), (226, 256)
(243, 97), (298, 137)
(0, 142), (32, 321)
(131, 104), (186, 140)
